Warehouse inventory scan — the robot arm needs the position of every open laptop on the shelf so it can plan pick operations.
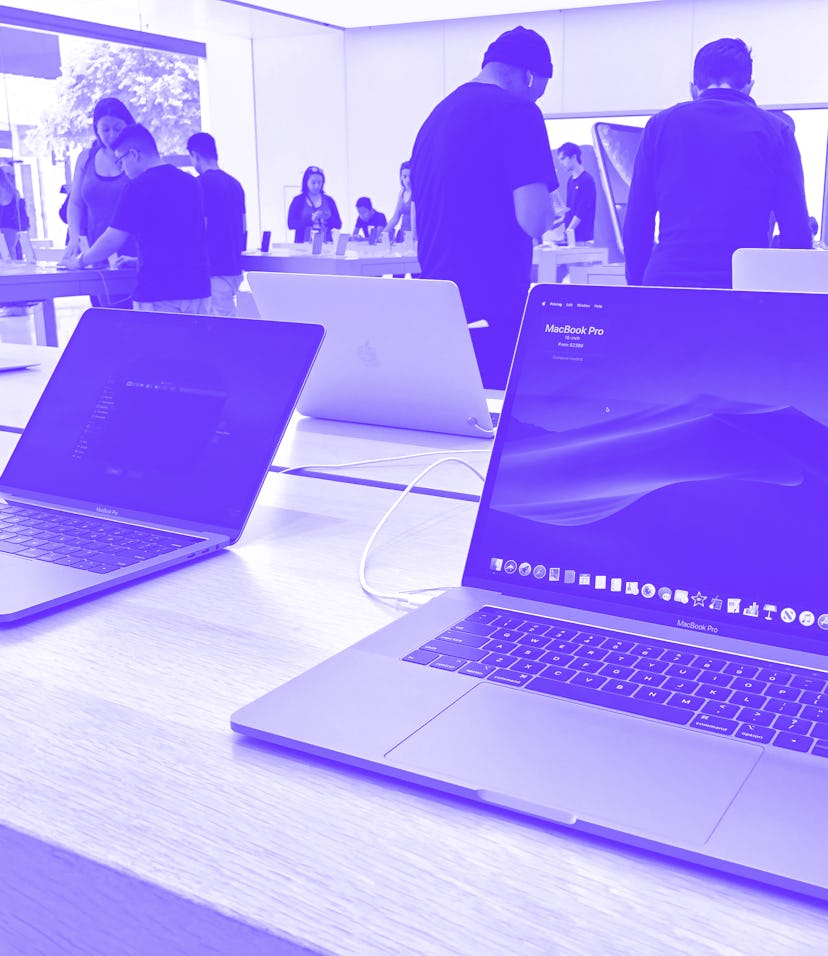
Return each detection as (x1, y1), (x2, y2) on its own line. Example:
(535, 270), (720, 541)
(247, 272), (496, 438)
(0, 307), (323, 622)
(233, 283), (828, 900)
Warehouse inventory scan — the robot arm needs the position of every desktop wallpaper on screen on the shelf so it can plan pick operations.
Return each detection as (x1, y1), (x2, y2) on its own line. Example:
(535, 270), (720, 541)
(465, 285), (828, 656)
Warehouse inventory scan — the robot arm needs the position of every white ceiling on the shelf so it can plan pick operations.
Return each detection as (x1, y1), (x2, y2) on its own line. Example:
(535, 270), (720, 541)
(232, 0), (663, 30)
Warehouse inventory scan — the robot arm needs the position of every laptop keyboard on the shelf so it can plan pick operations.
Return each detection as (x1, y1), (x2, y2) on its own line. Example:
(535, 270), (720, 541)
(403, 606), (828, 759)
(0, 500), (203, 573)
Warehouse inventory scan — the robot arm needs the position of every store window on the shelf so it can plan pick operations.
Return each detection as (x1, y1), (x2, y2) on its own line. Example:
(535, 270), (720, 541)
(0, 22), (203, 250)
(547, 108), (828, 243)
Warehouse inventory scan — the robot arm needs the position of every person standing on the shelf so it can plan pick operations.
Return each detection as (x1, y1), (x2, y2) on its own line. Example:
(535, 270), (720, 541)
(624, 37), (811, 288)
(411, 26), (557, 388)
(383, 160), (414, 241)
(63, 97), (136, 263)
(557, 143), (596, 243)
(62, 96), (137, 306)
(0, 161), (29, 259)
(187, 132), (246, 317)
(66, 124), (210, 314)
(287, 166), (342, 243)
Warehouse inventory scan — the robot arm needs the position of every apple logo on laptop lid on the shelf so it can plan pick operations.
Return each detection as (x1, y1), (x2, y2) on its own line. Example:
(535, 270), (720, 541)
(357, 340), (380, 368)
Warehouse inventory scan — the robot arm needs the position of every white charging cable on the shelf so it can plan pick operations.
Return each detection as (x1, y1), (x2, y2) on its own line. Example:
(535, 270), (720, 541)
(278, 447), (490, 476)
(359, 456), (486, 606)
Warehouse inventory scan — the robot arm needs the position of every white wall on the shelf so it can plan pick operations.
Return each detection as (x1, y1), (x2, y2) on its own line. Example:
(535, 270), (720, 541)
(338, 0), (828, 224)
(20, 0), (828, 242)
(251, 22), (347, 242)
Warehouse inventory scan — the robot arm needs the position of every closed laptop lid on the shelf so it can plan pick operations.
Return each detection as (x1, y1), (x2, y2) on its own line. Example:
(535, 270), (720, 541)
(247, 272), (492, 438)
(464, 283), (828, 660)
(0, 308), (324, 537)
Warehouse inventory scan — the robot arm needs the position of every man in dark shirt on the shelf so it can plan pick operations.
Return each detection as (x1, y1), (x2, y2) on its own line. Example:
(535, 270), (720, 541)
(411, 26), (557, 388)
(624, 37), (811, 289)
(69, 124), (211, 313)
(187, 132), (247, 316)
(352, 197), (387, 240)
(558, 143), (596, 242)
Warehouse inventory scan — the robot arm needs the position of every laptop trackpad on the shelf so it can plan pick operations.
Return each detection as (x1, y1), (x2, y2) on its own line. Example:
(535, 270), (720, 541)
(386, 683), (761, 845)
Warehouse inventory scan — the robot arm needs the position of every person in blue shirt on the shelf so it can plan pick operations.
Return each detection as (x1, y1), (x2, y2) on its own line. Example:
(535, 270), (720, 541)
(624, 37), (811, 288)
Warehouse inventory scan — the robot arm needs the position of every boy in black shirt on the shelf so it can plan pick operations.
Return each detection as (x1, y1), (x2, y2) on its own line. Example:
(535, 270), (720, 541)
(188, 132), (247, 316)
(352, 197), (387, 240)
(69, 124), (211, 313)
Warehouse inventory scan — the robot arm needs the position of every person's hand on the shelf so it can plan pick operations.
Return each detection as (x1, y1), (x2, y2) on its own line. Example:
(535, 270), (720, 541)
(61, 240), (80, 264)
(113, 255), (137, 269)
(63, 253), (84, 271)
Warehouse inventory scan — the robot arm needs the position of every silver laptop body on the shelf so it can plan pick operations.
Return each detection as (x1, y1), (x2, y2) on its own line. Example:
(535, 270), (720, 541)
(0, 308), (323, 622)
(233, 283), (828, 900)
(247, 272), (494, 438)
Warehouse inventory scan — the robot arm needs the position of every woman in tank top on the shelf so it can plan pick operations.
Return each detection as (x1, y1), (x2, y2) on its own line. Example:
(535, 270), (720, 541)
(63, 97), (136, 266)
(384, 160), (415, 242)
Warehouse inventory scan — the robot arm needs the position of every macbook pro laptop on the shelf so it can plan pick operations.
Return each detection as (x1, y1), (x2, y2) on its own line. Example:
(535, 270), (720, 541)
(247, 272), (496, 438)
(0, 307), (323, 622)
(234, 283), (828, 900)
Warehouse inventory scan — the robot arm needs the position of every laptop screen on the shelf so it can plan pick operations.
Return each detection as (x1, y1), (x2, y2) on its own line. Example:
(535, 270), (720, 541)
(464, 284), (828, 657)
(1, 309), (323, 532)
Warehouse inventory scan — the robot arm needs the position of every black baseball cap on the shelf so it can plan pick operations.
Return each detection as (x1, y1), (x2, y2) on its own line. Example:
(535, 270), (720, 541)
(482, 26), (553, 78)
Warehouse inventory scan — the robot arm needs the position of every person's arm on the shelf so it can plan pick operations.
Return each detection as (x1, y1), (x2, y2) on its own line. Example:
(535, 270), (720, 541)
(16, 196), (29, 233)
(326, 197), (342, 231)
(513, 183), (555, 240)
(287, 195), (306, 232)
(508, 104), (558, 241)
(623, 126), (658, 285)
(63, 148), (91, 259)
(410, 201), (417, 241)
(64, 226), (128, 270)
(773, 127), (813, 250)
(384, 191), (404, 233)
(1, 228), (18, 258)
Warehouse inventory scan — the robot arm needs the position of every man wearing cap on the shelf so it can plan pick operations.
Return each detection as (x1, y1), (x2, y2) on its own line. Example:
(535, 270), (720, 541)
(411, 25), (557, 388)
(624, 37), (811, 288)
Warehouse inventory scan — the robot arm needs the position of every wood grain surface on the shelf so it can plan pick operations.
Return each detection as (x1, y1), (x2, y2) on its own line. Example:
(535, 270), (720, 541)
(0, 474), (827, 955)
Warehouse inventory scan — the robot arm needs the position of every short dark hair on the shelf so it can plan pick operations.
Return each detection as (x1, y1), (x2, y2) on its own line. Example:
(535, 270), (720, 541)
(558, 142), (582, 162)
(187, 131), (217, 160)
(301, 165), (325, 194)
(112, 123), (159, 158)
(355, 196), (372, 209)
(693, 38), (752, 91)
